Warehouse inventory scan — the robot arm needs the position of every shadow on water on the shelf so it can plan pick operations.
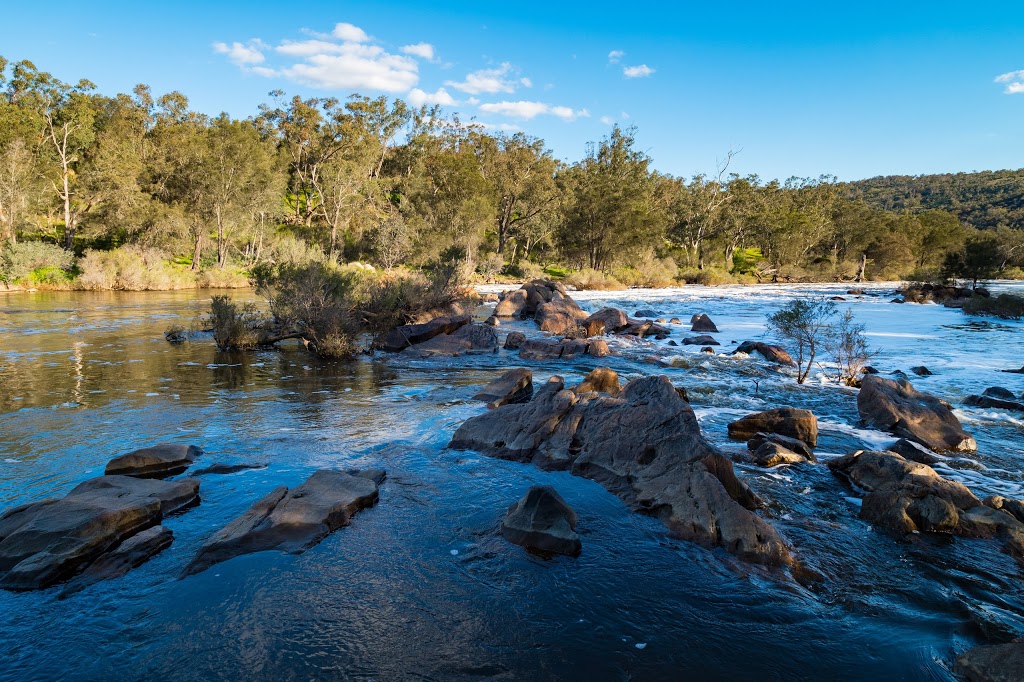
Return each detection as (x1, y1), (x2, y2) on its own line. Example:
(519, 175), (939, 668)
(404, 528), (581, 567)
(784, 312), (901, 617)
(0, 284), (1023, 680)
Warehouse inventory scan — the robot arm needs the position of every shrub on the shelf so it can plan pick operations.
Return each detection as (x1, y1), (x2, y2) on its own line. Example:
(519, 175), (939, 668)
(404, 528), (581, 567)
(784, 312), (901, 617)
(76, 246), (193, 290)
(503, 260), (546, 281)
(0, 241), (74, 284)
(679, 267), (738, 286)
(612, 253), (679, 288)
(962, 293), (1024, 320)
(475, 253), (505, 282)
(197, 267), (250, 288)
(565, 268), (625, 291)
(767, 298), (873, 385)
(209, 295), (264, 351)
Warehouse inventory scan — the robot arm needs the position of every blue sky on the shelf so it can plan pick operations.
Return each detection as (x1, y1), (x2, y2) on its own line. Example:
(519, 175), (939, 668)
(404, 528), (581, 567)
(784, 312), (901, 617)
(2, 1), (1023, 181)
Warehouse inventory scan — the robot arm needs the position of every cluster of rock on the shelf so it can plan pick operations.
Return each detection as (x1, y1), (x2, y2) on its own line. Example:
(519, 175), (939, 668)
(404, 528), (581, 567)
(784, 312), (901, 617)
(963, 386), (1024, 413)
(379, 314), (498, 357)
(450, 369), (793, 566)
(727, 408), (818, 467)
(897, 283), (989, 306)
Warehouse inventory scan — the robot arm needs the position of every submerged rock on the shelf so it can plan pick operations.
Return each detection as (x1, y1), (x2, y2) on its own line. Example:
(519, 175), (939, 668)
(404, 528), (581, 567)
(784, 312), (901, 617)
(381, 314), (471, 352)
(956, 642), (1024, 682)
(450, 375), (792, 566)
(634, 309), (662, 318)
(501, 486), (581, 556)
(727, 408), (818, 448)
(474, 368), (534, 408)
(733, 341), (797, 367)
(690, 313), (719, 333)
(190, 462), (268, 476)
(857, 375), (976, 452)
(683, 335), (720, 346)
(910, 366), (933, 376)
(0, 476), (198, 591)
(105, 444), (203, 478)
(60, 525), (173, 598)
(519, 338), (610, 361)
(982, 386), (1016, 400)
(181, 469), (385, 578)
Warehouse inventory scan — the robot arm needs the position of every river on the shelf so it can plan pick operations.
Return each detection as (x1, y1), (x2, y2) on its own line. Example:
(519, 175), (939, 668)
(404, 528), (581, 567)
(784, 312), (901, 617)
(1, 283), (1022, 681)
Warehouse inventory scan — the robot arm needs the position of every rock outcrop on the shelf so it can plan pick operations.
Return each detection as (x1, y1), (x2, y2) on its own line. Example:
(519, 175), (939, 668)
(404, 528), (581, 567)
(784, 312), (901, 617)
(380, 314), (471, 352)
(585, 308), (629, 334)
(573, 367), (620, 395)
(727, 408), (818, 448)
(404, 323), (498, 357)
(60, 525), (173, 597)
(105, 444), (203, 478)
(956, 642), (1024, 682)
(690, 314), (719, 333)
(450, 375), (792, 566)
(501, 486), (581, 556)
(733, 341), (797, 367)
(474, 368), (534, 408)
(857, 375), (976, 452)
(0, 476), (198, 590)
(182, 469), (385, 578)
(746, 432), (816, 467)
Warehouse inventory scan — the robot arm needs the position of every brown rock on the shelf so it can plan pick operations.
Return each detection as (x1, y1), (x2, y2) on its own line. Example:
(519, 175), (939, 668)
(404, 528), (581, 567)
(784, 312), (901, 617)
(574, 367), (620, 395)
(733, 341), (797, 367)
(381, 314), (471, 352)
(501, 486), (581, 556)
(728, 408), (818, 447)
(60, 525), (173, 597)
(105, 444), (202, 479)
(503, 331), (526, 350)
(405, 323), (498, 357)
(683, 335), (720, 346)
(956, 643), (1024, 682)
(587, 339), (611, 357)
(586, 308), (629, 333)
(858, 375), (976, 452)
(474, 368), (533, 408)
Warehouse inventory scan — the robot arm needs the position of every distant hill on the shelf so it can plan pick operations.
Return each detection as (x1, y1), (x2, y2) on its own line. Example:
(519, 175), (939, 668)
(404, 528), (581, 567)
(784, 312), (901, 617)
(845, 168), (1024, 230)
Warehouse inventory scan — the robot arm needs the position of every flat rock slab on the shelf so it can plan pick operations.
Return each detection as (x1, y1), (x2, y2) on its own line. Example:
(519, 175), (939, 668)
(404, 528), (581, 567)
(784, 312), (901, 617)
(502, 486), (581, 556)
(381, 314), (470, 352)
(105, 444), (203, 478)
(60, 525), (173, 598)
(474, 368), (533, 408)
(190, 462), (268, 476)
(858, 375), (976, 452)
(405, 323), (498, 357)
(182, 468), (385, 577)
(0, 475), (198, 590)
(728, 408), (818, 448)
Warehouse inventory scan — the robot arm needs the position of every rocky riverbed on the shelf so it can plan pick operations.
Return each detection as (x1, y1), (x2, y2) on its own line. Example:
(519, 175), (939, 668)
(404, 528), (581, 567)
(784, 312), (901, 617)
(1, 283), (1023, 680)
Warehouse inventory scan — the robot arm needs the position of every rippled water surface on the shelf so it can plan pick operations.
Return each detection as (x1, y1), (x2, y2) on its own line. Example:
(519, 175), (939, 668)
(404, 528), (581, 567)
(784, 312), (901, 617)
(1, 283), (1023, 681)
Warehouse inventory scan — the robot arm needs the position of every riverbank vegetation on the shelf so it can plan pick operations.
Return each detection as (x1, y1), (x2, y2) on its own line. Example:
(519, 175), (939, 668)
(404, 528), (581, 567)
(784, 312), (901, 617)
(2, 54), (1023, 292)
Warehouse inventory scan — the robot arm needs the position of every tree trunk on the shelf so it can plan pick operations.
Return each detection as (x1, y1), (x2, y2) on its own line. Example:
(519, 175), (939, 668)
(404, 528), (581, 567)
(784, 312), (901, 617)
(62, 173), (74, 250)
(192, 230), (202, 271)
(855, 253), (867, 283)
(216, 207), (227, 268)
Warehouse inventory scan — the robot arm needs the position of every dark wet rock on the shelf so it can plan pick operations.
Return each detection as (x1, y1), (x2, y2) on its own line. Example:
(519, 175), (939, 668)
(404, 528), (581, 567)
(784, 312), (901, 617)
(983, 496), (1024, 524)
(858, 375), (976, 452)
(405, 323), (498, 357)
(503, 331), (526, 350)
(964, 394), (1024, 412)
(890, 370), (909, 381)
(683, 335), (720, 346)
(181, 469), (385, 578)
(621, 319), (672, 338)
(690, 314), (719, 333)
(450, 375), (793, 566)
(830, 296), (846, 301)
(501, 486), (581, 556)
(667, 340), (678, 347)
(573, 367), (620, 395)
(887, 438), (940, 465)
(484, 315), (499, 327)
(863, 366), (880, 374)
(733, 341), (797, 367)
(900, 283), (980, 305)
(60, 525), (173, 597)
(669, 317), (682, 324)
(700, 346), (715, 354)
(890, 298), (905, 304)
(585, 308), (629, 334)
(982, 387), (1016, 400)
(751, 441), (809, 467)
(955, 642), (1024, 682)
(1002, 365), (1024, 375)
(910, 366), (933, 376)
(0, 476), (198, 590)
(727, 408), (818, 448)
(634, 309), (662, 318)
(164, 328), (188, 343)
(191, 462), (268, 476)
(105, 444), (202, 479)
(381, 314), (471, 352)
(474, 368), (534, 408)
(747, 433), (815, 461)
(519, 338), (610, 361)
(847, 289), (866, 295)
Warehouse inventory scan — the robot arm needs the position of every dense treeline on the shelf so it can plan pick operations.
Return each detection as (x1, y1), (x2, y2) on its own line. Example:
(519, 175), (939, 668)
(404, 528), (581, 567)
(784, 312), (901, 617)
(1, 54), (1022, 290)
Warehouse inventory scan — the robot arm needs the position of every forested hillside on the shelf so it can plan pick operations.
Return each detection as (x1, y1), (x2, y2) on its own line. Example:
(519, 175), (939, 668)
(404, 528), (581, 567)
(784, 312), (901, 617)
(1, 54), (1022, 290)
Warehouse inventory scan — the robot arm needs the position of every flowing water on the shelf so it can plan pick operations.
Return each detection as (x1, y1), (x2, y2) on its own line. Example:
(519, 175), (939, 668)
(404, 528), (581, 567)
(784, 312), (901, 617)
(1, 283), (1023, 681)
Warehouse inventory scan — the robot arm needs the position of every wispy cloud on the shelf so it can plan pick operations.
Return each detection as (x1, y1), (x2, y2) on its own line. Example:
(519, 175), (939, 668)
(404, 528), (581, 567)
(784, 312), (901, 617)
(401, 43), (436, 61)
(995, 69), (1024, 94)
(479, 100), (589, 121)
(406, 87), (457, 107)
(213, 40), (267, 66)
(445, 63), (527, 95)
(608, 50), (624, 64)
(332, 22), (370, 43)
(600, 115), (615, 125)
(623, 64), (655, 78)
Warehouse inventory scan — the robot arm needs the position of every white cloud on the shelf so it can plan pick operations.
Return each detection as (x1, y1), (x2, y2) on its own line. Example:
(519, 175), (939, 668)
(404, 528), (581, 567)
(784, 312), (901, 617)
(608, 50), (624, 64)
(621, 111), (630, 119)
(402, 43), (436, 60)
(446, 63), (525, 94)
(249, 66), (279, 78)
(407, 87), (457, 107)
(479, 100), (589, 121)
(520, 77), (533, 88)
(995, 69), (1024, 94)
(213, 40), (266, 66)
(333, 22), (370, 43)
(600, 115), (615, 125)
(623, 64), (655, 78)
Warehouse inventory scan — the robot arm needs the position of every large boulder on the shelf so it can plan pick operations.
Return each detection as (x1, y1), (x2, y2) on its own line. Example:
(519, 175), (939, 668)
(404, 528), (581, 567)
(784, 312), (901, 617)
(733, 341), (797, 367)
(405, 323), (498, 357)
(474, 368), (533, 408)
(494, 289), (528, 317)
(0, 476), (198, 591)
(585, 308), (629, 334)
(727, 408), (818, 448)
(956, 643), (1024, 682)
(380, 314), (471, 352)
(857, 375), (976, 452)
(535, 294), (589, 336)
(690, 314), (719, 333)
(105, 444), (203, 478)
(450, 375), (792, 566)
(747, 432), (816, 463)
(574, 367), (620, 395)
(181, 469), (385, 577)
(60, 525), (173, 597)
(501, 486), (581, 556)
(829, 450), (1024, 558)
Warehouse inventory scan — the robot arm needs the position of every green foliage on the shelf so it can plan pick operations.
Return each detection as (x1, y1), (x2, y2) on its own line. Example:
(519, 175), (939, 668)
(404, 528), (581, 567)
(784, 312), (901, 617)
(941, 233), (1004, 288)
(76, 246), (193, 290)
(0, 240), (74, 283)
(961, 293), (1024, 320)
(564, 268), (625, 290)
(767, 298), (838, 384)
(732, 247), (763, 273)
(209, 295), (263, 351)
(679, 267), (737, 286)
